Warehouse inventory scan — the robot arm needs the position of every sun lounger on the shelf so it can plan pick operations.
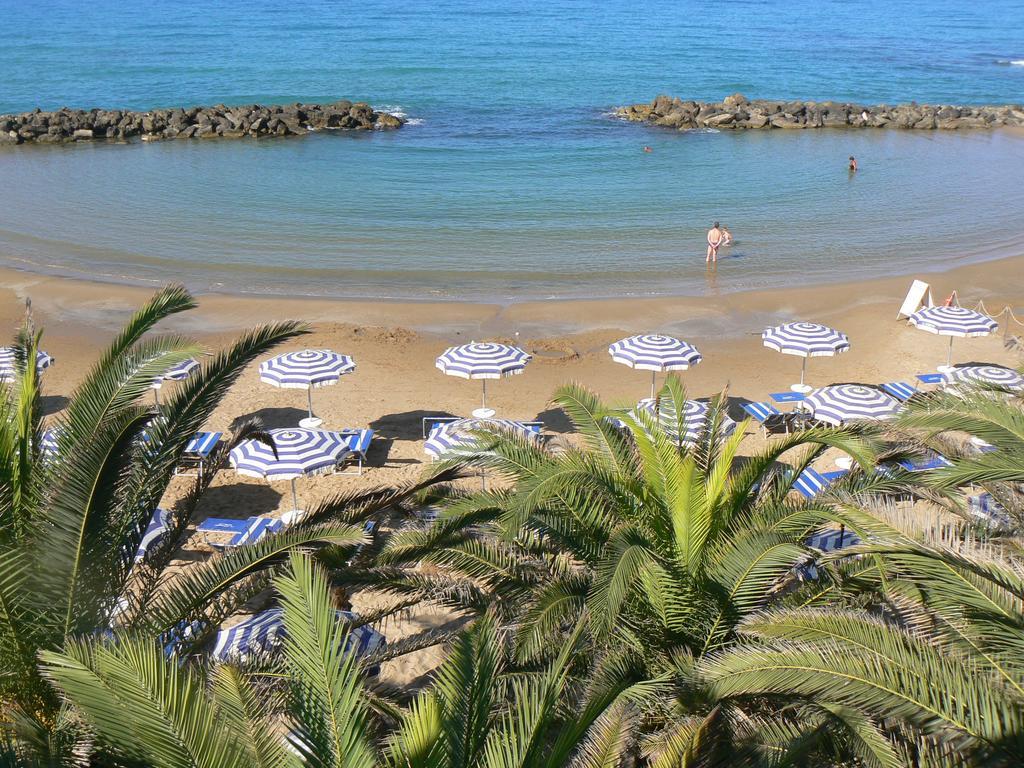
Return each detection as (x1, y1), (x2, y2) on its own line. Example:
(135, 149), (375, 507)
(210, 608), (385, 671)
(769, 391), (806, 404)
(333, 428), (374, 475)
(915, 372), (944, 387)
(198, 515), (284, 550)
(881, 381), (918, 401)
(968, 492), (1011, 528)
(792, 468), (848, 499)
(800, 526), (863, 579)
(894, 453), (951, 472)
(742, 402), (806, 438)
(174, 431), (223, 479)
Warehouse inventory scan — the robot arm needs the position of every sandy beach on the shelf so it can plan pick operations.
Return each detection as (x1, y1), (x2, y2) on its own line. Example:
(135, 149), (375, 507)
(3, 255), (1023, 685)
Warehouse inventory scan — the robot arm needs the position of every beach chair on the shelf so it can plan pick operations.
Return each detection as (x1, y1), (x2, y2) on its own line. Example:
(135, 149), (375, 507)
(800, 526), (863, 579)
(968, 492), (1011, 529)
(915, 372), (944, 387)
(175, 431), (223, 480)
(881, 381), (918, 402)
(198, 515), (284, 550)
(792, 468), (848, 499)
(211, 608), (386, 672)
(894, 453), (951, 472)
(742, 402), (803, 438)
(134, 508), (172, 564)
(333, 428), (375, 476)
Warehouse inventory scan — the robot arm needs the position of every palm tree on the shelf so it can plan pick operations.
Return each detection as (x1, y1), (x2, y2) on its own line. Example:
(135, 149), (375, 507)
(0, 285), (368, 762)
(373, 378), (944, 759)
(41, 552), (651, 768)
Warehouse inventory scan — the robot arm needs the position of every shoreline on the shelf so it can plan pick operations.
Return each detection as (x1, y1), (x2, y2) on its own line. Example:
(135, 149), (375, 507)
(3, 251), (1023, 341)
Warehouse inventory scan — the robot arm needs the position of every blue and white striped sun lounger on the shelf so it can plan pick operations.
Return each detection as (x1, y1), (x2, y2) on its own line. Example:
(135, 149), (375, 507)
(208, 517), (284, 551)
(806, 527), (862, 551)
(895, 453), (952, 472)
(134, 508), (172, 564)
(793, 468), (849, 499)
(881, 381), (918, 401)
(915, 372), (944, 386)
(211, 608), (386, 669)
(745, 403), (798, 438)
(801, 527), (863, 579)
(197, 516), (257, 535)
(333, 428), (374, 475)
(770, 391), (806, 404)
(968, 493), (1011, 528)
(175, 431), (223, 479)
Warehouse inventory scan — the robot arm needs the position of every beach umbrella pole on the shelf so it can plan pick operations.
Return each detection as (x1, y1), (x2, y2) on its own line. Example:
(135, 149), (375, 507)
(153, 387), (160, 408)
(300, 386), (322, 429)
(473, 379), (495, 418)
(651, 371), (657, 400)
(290, 478), (300, 513)
(792, 356), (812, 393)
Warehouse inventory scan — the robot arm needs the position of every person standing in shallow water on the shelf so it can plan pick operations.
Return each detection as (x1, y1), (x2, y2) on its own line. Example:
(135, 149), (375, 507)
(707, 221), (723, 264)
(849, 155), (858, 172)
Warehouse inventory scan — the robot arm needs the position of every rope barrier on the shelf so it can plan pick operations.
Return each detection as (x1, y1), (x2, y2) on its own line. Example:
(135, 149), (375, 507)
(972, 300), (1024, 343)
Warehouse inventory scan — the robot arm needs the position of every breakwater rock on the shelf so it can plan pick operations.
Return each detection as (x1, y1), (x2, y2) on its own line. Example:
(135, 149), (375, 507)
(615, 94), (1024, 131)
(0, 100), (404, 145)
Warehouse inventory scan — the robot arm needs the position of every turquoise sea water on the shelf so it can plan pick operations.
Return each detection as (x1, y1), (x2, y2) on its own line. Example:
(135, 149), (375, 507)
(1, 0), (1023, 301)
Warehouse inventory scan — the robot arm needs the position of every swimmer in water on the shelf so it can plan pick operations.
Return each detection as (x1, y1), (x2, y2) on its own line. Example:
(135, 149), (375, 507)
(721, 225), (733, 246)
(849, 155), (858, 172)
(643, 146), (653, 153)
(707, 221), (723, 263)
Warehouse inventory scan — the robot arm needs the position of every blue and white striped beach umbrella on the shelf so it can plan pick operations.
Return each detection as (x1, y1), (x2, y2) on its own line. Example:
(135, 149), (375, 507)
(424, 418), (540, 459)
(908, 306), (997, 369)
(230, 428), (351, 511)
(211, 608), (385, 663)
(260, 349), (356, 425)
(608, 335), (702, 398)
(762, 322), (850, 392)
(436, 343), (531, 416)
(631, 397), (736, 446)
(150, 358), (200, 406)
(804, 384), (902, 427)
(0, 348), (53, 383)
(943, 364), (1024, 392)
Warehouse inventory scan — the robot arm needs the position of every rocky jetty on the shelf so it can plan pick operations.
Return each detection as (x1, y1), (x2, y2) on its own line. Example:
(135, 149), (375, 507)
(0, 100), (404, 145)
(616, 94), (1024, 131)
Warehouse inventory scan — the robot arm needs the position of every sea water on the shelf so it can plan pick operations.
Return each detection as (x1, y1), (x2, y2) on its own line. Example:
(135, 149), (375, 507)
(1, 0), (1023, 301)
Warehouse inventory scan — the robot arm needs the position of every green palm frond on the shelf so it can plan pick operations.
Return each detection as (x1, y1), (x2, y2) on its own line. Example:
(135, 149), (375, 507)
(275, 553), (375, 768)
(40, 636), (249, 768)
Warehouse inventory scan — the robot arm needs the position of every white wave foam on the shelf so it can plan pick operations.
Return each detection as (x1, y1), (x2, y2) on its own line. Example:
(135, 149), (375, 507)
(376, 104), (407, 118)
(996, 59), (1024, 66)
(404, 118), (425, 126)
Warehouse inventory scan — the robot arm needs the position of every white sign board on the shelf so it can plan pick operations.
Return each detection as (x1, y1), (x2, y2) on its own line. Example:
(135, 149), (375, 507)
(897, 280), (933, 319)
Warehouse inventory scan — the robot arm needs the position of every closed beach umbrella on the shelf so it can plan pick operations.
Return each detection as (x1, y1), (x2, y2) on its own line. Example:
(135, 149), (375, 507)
(0, 347), (53, 382)
(762, 322), (850, 393)
(436, 342), (531, 418)
(424, 418), (539, 459)
(151, 358), (200, 406)
(230, 428), (351, 512)
(211, 608), (385, 663)
(907, 306), (997, 371)
(804, 384), (902, 426)
(608, 334), (702, 398)
(631, 397), (736, 446)
(260, 349), (356, 428)
(943, 364), (1024, 392)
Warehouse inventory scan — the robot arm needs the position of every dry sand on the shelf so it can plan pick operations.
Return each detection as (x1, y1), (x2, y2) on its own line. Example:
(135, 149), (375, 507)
(2, 256), (1023, 686)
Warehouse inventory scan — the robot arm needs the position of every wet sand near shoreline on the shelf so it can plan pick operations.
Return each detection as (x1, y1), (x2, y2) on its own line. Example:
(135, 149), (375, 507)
(2, 255), (1023, 685)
